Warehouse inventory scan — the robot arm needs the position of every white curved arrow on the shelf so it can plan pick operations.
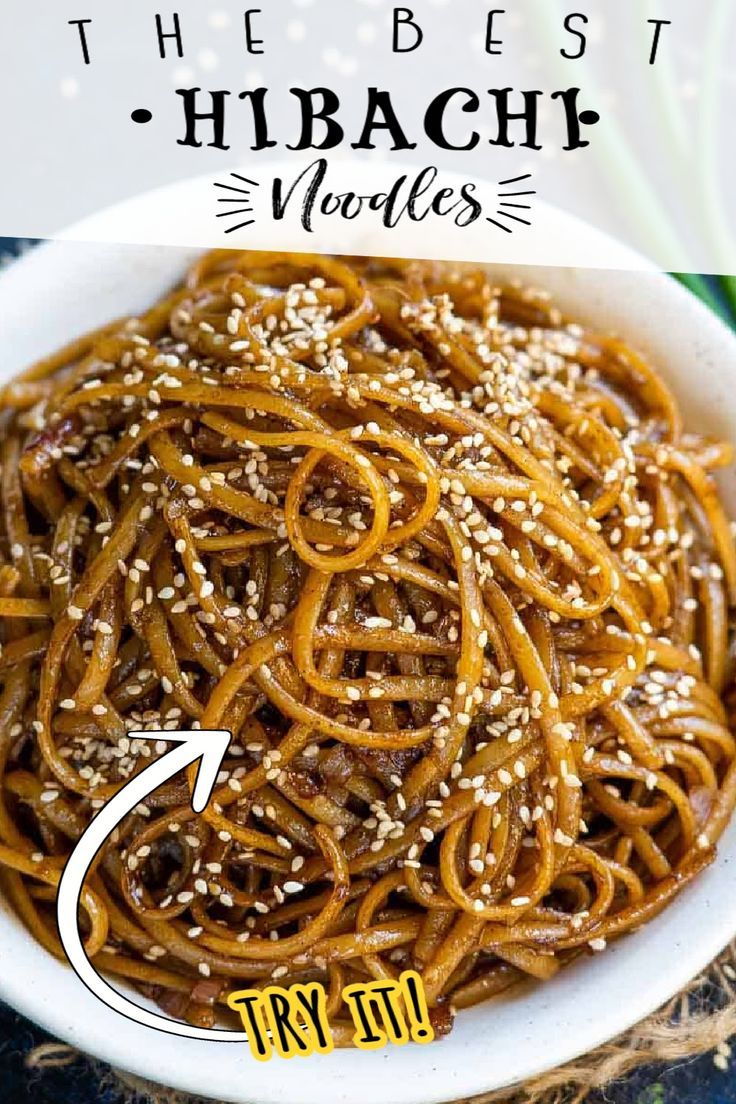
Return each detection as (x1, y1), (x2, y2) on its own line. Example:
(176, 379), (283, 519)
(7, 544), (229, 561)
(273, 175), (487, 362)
(56, 728), (251, 1041)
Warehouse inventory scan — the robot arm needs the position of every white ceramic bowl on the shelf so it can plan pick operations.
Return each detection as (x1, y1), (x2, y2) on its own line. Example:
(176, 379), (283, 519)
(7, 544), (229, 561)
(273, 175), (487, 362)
(1, 178), (736, 1104)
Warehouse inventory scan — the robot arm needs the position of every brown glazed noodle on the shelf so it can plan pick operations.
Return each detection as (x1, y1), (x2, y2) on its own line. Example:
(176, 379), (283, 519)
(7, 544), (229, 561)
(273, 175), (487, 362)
(0, 250), (735, 1041)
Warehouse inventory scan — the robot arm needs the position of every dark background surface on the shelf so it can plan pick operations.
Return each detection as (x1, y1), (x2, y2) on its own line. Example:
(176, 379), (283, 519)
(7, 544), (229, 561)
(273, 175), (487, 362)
(0, 237), (733, 1103)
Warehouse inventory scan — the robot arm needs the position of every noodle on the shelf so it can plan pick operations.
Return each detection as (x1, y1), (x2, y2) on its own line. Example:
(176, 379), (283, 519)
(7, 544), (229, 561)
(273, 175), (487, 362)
(0, 250), (735, 1038)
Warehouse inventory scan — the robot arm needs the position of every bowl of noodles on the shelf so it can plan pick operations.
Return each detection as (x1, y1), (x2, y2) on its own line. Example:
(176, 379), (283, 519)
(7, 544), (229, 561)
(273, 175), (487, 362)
(1, 178), (736, 1104)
